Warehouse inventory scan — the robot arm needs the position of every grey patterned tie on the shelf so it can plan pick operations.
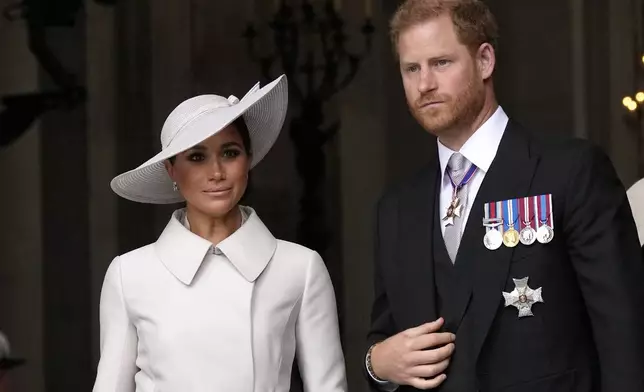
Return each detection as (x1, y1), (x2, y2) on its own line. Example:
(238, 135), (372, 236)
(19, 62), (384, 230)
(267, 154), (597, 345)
(443, 153), (471, 263)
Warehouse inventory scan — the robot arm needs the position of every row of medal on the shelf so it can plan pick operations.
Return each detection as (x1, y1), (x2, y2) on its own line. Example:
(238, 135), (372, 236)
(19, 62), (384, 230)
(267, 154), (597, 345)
(482, 194), (554, 250)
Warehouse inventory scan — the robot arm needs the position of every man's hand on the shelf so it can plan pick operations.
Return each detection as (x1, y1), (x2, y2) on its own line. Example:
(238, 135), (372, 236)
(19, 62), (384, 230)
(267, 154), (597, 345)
(371, 318), (455, 389)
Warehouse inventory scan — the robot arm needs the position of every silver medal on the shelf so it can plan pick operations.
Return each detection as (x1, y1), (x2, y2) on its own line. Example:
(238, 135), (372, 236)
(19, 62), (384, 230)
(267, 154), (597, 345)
(484, 229), (503, 250)
(502, 277), (544, 318)
(536, 224), (554, 244)
(519, 226), (537, 246)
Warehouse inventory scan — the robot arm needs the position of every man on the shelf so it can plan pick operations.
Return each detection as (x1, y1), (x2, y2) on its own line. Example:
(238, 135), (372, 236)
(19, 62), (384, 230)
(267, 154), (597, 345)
(364, 0), (644, 391)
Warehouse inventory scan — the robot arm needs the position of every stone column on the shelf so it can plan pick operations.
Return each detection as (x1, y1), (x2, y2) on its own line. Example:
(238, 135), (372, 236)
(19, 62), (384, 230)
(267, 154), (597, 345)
(338, 2), (389, 388)
(114, 0), (156, 253)
(38, 16), (94, 392)
(608, 0), (640, 186)
(86, 0), (118, 367)
(0, 17), (44, 392)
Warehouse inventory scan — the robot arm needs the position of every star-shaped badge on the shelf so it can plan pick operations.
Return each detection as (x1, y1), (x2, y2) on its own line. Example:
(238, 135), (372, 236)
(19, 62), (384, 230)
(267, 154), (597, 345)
(442, 200), (463, 226)
(502, 277), (543, 318)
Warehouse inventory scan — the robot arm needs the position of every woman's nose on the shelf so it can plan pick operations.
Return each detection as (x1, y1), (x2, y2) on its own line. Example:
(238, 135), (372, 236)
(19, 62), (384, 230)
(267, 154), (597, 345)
(210, 159), (226, 181)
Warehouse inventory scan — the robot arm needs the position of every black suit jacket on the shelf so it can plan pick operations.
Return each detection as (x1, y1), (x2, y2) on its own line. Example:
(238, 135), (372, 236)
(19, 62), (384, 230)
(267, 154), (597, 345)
(366, 121), (644, 392)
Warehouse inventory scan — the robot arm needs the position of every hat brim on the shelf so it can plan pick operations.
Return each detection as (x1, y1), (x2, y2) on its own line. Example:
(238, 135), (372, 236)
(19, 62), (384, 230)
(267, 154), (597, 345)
(110, 75), (288, 204)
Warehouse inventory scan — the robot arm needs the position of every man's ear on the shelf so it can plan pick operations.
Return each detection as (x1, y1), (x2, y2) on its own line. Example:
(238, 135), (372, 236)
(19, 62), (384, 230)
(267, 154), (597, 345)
(477, 42), (496, 80)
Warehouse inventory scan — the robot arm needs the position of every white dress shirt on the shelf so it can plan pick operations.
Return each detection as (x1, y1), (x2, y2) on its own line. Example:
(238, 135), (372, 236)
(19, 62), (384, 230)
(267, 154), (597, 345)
(367, 106), (508, 390)
(438, 106), (508, 235)
(93, 206), (347, 392)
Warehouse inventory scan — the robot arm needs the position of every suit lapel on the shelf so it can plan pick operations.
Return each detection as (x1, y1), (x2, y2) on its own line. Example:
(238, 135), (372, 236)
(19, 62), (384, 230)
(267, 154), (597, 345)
(457, 120), (541, 362)
(397, 164), (440, 328)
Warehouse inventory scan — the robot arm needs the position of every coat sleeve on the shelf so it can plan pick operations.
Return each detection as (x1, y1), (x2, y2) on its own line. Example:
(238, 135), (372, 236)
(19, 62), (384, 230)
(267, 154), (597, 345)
(93, 257), (138, 392)
(367, 196), (398, 346)
(296, 251), (348, 392)
(364, 196), (399, 391)
(563, 144), (644, 391)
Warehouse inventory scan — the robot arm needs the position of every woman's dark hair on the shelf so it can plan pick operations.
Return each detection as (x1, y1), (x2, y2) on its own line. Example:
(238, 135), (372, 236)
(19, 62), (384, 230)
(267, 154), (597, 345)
(234, 116), (252, 156)
(168, 116), (252, 164)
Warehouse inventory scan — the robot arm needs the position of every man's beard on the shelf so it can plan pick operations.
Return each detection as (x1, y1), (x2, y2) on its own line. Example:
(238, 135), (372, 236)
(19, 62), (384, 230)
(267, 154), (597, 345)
(410, 77), (485, 137)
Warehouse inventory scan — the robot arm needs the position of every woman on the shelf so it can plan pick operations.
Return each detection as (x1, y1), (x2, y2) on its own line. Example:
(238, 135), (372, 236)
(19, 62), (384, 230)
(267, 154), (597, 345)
(93, 75), (347, 391)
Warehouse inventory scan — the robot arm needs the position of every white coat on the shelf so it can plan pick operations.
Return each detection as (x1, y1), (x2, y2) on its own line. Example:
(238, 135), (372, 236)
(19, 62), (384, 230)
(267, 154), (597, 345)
(93, 207), (347, 391)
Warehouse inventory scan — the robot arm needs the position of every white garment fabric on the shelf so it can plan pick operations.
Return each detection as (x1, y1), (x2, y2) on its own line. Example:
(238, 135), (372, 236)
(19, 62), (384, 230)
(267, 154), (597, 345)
(93, 206), (347, 392)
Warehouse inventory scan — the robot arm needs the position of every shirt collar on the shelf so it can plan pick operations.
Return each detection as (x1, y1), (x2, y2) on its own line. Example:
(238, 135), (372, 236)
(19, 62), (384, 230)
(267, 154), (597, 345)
(437, 105), (509, 176)
(154, 206), (276, 285)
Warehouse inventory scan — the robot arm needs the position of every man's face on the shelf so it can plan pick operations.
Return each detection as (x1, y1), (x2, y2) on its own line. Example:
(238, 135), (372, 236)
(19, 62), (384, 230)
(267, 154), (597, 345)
(397, 15), (486, 137)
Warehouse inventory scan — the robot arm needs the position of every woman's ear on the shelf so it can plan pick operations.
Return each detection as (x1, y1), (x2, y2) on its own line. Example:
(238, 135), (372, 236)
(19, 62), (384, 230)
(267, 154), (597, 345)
(164, 160), (175, 180)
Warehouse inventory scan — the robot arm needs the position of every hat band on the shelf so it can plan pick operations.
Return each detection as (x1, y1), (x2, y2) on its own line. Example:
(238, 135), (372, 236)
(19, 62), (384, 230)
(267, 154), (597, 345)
(162, 95), (241, 150)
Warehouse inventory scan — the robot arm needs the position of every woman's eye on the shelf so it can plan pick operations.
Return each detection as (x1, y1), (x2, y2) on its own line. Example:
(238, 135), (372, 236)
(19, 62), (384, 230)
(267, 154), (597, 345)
(188, 153), (205, 162)
(223, 149), (241, 159)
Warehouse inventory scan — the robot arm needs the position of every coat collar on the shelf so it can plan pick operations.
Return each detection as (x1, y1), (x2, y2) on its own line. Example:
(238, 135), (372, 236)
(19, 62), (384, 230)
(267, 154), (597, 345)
(154, 206), (277, 285)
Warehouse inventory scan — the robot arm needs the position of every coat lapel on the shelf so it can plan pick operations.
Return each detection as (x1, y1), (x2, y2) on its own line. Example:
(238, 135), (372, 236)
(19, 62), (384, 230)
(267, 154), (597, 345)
(456, 120), (541, 362)
(397, 163), (440, 328)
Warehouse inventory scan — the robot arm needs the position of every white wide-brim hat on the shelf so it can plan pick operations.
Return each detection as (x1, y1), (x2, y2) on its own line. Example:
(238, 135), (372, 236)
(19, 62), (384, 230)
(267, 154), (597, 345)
(110, 74), (288, 204)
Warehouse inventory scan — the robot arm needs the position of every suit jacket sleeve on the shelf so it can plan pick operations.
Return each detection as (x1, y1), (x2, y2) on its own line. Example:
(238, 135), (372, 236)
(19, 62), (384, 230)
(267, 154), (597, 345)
(367, 196), (398, 345)
(93, 257), (138, 392)
(296, 251), (348, 392)
(364, 196), (399, 390)
(564, 144), (644, 391)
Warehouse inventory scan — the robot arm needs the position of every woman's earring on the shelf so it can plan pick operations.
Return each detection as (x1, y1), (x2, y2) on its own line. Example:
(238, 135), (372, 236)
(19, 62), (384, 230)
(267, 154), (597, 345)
(172, 182), (178, 192)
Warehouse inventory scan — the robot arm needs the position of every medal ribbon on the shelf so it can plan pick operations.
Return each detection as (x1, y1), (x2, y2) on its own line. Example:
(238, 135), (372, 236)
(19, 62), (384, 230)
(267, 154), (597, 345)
(483, 201), (502, 233)
(496, 200), (504, 234)
(538, 194), (554, 228)
(512, 198), (519, 229)
(533, 195), (540, 231)
(446, 162), (478, 195)
(534, 194), (554, 230)
(519, 197), (526, 231)
(547, 194), (553, 230)
(502, 199), (518, 232)
(519, 196), (535, 230)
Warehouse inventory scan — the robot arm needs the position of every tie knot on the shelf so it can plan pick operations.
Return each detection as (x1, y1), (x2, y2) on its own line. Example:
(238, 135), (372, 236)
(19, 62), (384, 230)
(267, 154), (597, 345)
(448, 153), (468, 173)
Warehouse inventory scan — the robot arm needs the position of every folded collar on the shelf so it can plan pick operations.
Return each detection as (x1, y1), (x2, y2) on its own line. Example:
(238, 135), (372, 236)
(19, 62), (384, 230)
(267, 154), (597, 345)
(154, 206), (276, 285)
